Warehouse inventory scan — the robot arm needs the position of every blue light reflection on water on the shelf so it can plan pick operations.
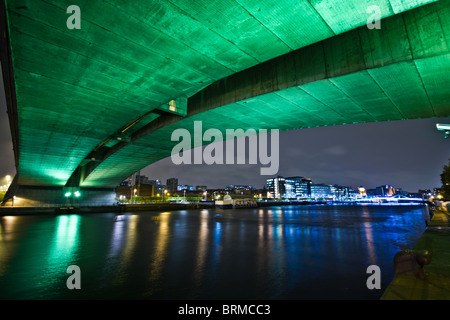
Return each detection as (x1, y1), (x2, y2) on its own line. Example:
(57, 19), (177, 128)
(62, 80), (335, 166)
(0, 205), (428, 299)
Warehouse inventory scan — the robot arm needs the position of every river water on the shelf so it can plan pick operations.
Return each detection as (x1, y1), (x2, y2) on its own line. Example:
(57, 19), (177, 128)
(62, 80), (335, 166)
(0, 204), (429, 300)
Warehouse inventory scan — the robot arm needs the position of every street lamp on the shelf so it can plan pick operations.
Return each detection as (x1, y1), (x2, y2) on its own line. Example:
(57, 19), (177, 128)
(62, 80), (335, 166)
(436, 123), (450, 138)
(3, 175), (12, 192)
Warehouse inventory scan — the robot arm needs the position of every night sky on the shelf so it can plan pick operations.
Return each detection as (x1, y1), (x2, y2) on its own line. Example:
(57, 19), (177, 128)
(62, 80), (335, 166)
(0, 65), (449, 192)
(141, 117), (450, 192)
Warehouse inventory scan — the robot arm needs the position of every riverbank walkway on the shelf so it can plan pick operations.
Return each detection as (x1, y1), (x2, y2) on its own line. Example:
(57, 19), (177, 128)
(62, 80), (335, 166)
(381, 208), (450, 300)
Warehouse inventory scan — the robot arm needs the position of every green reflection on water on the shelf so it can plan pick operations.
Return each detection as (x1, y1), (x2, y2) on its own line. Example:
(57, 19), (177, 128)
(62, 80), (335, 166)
(0, 215), (81, 299)
(38, 214), (81, 298)
(49, 215), (80, 265)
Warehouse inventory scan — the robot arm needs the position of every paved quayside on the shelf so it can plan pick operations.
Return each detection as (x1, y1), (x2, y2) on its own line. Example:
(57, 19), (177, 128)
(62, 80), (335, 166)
(381, 207), (450, 300)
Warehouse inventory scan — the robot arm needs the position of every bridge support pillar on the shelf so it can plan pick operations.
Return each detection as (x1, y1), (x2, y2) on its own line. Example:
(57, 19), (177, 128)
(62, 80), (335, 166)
(1, 185), (116, 207)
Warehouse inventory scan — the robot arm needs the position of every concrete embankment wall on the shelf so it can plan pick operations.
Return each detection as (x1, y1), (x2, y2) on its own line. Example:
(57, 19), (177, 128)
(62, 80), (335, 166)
(2, 185), (116, 207)
(123, 203), (213, 212)
(0, 203), (214, 215)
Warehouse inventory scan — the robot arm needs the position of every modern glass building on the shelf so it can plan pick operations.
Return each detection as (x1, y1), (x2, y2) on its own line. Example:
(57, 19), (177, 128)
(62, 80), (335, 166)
(265, 176), (285, 198)
(284, 177), (312, 198)
(266, 176), (355, 199)
(310, 184), (334, 198)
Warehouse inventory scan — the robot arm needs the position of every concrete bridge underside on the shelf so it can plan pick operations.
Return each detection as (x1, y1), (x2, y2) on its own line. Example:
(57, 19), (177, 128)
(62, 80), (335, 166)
(1, 0), (450, 205)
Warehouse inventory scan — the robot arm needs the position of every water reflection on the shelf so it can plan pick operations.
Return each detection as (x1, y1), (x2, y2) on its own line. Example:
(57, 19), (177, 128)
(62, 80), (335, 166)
(0, 205), (428, 299)
(106, 214), (139, 287)
(0, 216), (19, 278)
(39, 215), (81, 298)
(49, 215), (80, 266)
(193, 210), (209, 288)
(361, 207), (377, 265)
(0, 215), (83, 299)
(211, 220), (222, 275)
(148, 213), (170, 288)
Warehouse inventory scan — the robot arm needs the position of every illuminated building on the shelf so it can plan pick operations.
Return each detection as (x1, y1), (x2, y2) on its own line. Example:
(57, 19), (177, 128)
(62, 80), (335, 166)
(284, 177), (312, 198)
(177, 185), (194, 191)
(358, 186), (367, 197)
(310, 184), (334, 198)
(166, 178), (178, 194)
(373, 185), (395, 196)
(265, 176), (285, 198)
(266, 175), (354, 199)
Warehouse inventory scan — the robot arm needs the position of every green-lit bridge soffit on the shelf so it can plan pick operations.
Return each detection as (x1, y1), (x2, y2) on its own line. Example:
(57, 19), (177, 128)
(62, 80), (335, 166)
(1, 0), (449, 188)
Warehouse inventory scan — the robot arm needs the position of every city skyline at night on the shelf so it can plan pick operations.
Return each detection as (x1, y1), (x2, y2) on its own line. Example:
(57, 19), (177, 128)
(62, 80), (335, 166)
(137, 117), (450, 193)
(123, 167), (441, 200)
